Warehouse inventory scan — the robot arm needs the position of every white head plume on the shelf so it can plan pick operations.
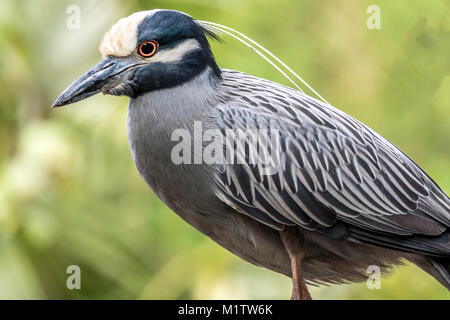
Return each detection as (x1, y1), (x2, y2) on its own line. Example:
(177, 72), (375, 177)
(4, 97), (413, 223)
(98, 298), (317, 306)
(198, 21), (330, 105)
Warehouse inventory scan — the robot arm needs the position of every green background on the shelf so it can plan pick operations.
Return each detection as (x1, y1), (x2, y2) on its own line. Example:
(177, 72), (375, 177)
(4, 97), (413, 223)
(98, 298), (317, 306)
(0, 0), (449, 299)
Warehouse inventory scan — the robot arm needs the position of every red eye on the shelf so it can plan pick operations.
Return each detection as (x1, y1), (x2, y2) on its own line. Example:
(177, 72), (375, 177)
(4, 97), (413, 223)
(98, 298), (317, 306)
(138, 40), (158, 57)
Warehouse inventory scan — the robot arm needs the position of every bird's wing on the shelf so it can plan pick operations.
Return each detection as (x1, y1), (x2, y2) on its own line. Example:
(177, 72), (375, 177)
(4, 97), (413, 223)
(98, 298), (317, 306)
(211, 70), (450, 256)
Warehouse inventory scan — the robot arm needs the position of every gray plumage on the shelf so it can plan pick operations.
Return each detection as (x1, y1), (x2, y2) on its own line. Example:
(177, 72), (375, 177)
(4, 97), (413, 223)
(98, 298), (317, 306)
(127, 67), (450, 287)
(53, 9), (450, 292)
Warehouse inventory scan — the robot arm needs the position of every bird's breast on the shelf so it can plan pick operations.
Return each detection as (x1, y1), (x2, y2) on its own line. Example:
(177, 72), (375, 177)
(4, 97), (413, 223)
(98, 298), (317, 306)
(126, 86), (221, 215)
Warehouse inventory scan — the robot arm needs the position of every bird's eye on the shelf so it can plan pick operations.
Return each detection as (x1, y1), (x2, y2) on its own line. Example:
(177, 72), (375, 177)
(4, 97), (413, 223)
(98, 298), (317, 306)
(138, 41), (158, 58)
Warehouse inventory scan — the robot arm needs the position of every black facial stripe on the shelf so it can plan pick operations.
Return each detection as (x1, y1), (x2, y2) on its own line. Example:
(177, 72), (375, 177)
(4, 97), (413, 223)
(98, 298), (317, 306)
(130, 49), (206, 95)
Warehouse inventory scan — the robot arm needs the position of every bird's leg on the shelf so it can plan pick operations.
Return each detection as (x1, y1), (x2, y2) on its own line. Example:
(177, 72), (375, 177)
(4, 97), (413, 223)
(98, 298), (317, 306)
(279, 227), (312, 300)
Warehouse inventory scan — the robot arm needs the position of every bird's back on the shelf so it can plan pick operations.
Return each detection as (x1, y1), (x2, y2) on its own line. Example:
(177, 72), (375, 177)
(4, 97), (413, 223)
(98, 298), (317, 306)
(215, 69), (450, 238)
(211, 69), (450, 285)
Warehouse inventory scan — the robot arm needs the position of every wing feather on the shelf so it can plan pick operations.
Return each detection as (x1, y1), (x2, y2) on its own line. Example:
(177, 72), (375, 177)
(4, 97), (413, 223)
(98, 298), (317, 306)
(212, 70), (450, 256)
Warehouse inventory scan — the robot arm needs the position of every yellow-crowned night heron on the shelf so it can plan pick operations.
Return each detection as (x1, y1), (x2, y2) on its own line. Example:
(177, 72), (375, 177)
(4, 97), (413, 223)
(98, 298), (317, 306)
(52, 9), (450, 299)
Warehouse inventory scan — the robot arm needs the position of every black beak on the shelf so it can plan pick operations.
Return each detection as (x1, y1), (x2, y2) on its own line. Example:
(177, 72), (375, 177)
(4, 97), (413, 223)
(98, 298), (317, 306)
(52, 57), (143, 108)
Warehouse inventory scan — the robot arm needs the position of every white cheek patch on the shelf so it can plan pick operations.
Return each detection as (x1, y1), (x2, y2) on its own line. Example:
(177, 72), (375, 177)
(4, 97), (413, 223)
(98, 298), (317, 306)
(99, 10), (161, 58)
(150, 39), (201, 63)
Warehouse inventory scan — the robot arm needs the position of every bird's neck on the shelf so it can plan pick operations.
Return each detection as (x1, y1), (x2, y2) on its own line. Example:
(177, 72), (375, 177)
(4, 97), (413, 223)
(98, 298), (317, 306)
(128, 67), (220, 132)
(126, 67), (221, 205)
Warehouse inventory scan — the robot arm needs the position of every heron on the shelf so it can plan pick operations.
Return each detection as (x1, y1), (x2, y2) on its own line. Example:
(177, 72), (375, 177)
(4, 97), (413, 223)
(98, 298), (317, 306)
(52, 9), (450, 299)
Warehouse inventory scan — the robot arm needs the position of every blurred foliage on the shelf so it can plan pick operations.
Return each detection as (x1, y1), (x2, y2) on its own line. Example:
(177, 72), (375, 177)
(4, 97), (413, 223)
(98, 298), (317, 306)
(0, 0), (449, 299)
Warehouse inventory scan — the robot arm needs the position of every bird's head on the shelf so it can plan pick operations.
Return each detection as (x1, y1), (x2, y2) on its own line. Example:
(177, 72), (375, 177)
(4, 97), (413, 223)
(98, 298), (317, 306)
(52, 9), (221, 108)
